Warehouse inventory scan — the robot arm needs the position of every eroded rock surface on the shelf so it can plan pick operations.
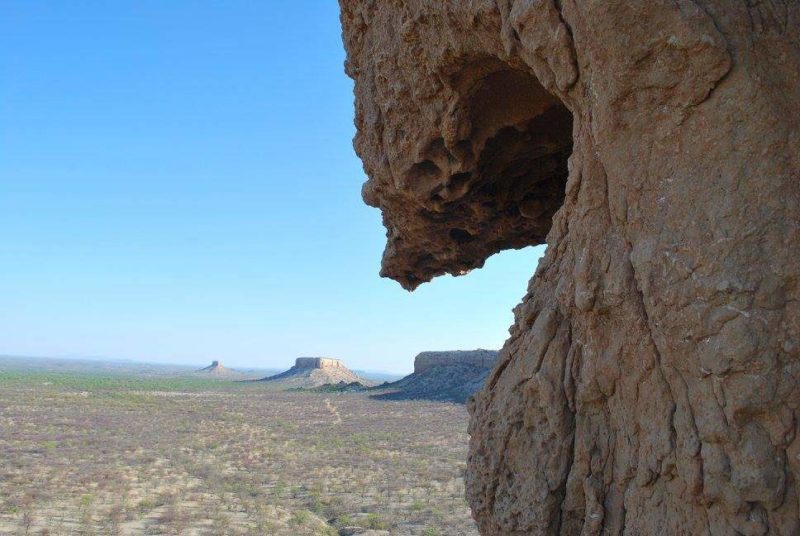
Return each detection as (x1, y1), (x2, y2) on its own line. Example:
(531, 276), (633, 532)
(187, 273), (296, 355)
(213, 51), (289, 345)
(295, 357), (347, 370)
(340, 1), (800, 533)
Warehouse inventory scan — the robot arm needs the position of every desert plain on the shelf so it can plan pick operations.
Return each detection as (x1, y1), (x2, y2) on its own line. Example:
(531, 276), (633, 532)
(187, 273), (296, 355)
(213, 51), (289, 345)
(0, 359), (477, 536)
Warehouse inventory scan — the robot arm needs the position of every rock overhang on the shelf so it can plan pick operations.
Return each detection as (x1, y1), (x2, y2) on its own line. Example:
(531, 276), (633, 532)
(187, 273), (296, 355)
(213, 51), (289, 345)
(342, 2), (576, 291)
(360, 62), (574, 290)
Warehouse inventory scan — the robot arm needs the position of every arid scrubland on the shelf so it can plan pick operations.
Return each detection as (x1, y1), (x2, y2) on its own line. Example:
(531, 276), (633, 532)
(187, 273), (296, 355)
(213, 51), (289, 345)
(0, 371), (477, 535)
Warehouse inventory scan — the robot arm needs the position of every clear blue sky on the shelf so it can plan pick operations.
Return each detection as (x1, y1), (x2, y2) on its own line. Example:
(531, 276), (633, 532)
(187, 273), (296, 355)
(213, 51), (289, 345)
(0, 2), (544, 374)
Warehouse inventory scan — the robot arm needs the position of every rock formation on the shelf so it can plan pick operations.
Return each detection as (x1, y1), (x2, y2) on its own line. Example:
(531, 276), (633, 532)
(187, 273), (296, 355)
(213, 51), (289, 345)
(295, 357), (346, 370)
(340, 1), (800, 534)
(260, 357), (376, 389)
(374, 349), (498, 403)
(195, 360), (241, 378)
(198, 360), (222, 372)
(414, 349), (498, 374)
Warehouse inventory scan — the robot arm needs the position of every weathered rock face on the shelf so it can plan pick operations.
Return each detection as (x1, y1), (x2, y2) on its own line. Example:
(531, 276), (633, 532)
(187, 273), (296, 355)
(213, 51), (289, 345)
(414, 350), (498, 374)
(340, 1), (800, 534)
(295, 357), (345, 370)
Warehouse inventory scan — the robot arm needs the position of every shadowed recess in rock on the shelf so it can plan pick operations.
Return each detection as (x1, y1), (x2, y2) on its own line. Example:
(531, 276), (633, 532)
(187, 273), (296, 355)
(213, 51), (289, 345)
(364, 58), (573, 290)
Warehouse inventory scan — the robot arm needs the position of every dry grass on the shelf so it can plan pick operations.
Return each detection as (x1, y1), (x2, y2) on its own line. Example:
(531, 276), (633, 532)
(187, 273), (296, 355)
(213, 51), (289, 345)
(0, 371), (477, 535)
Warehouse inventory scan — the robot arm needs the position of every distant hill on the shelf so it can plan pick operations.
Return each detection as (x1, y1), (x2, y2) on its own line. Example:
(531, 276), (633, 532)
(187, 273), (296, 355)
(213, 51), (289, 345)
(371, 349), (499, 403)
(194, 360), (247, 379)
(259, 357), (377, 389)
(0, 355), (200, 377)
(0, 355), (277, 380)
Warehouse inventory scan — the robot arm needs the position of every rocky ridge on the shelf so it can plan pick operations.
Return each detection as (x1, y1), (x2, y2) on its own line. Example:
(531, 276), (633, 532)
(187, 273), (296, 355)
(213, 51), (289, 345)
(373, 350), (498, 403)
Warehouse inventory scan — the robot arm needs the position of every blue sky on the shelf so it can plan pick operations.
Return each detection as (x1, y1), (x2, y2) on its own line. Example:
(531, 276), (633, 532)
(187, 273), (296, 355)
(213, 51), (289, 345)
(0, 2), (543, 373)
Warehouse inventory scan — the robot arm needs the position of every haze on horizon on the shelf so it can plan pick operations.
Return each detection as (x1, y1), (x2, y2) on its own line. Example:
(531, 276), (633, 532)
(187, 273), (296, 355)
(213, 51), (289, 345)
(0, 2), (545, 374)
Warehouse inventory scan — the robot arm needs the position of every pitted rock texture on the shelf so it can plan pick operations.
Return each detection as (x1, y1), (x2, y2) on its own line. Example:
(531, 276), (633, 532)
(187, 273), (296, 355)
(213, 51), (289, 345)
(340, 1), (800, 534)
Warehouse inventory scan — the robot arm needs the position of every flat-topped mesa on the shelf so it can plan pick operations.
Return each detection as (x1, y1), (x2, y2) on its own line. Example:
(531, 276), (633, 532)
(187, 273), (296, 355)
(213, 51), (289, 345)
(413, 350), (498, 374)
(294, 357), (344, 370)
(260, 357), (374, 389)
(373, 349), (500, 403)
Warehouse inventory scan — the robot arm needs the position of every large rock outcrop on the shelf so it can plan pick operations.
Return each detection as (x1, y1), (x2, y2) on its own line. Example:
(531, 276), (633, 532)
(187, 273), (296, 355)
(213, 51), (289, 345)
(340, 1), (800, 534)
(373, 349), (499, 403)
(295, 357), (347, 370)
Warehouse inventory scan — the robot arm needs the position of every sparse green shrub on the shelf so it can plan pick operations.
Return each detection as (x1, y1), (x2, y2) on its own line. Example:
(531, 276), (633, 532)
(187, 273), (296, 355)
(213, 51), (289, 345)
(410, 499), (426, 511)
(335, 514), (353, 527)
(290, 509), (311, 526)
(137, 498), (156, 514)
(272, 480), (287, 499)
(361, 513), (388, 530)
(80, 494), (93, 510)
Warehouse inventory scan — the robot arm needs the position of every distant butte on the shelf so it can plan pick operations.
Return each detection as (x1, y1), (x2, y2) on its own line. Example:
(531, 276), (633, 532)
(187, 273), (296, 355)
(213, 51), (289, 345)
(372, 349), (499, 403)
(195, 360), (242, 378)
(259, 357), (376, 389)
(197, 360), (224, 372)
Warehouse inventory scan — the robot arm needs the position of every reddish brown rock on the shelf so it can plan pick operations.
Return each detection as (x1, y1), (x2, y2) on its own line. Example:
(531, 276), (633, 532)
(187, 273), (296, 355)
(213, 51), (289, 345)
(340, 0), (800, 533)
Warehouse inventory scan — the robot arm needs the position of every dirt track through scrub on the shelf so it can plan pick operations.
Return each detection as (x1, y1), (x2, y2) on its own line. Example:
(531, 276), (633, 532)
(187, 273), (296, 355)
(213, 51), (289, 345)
(324, 398), (343, 425)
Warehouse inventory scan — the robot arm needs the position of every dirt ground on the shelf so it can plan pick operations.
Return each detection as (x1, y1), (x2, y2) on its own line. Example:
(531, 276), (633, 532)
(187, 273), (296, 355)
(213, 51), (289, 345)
(0, 371), (478, 535)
